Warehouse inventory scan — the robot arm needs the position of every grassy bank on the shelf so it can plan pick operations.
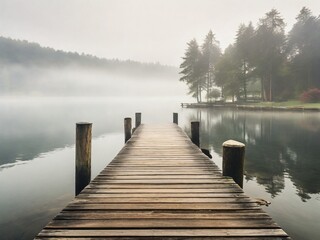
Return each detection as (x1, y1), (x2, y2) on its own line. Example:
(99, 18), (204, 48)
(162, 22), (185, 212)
(181, 100), (320, 111)
(250, 100), (320, 109)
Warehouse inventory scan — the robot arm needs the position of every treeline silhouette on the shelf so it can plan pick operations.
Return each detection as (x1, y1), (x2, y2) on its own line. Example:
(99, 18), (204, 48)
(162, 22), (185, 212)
(0, 36), (177, 78)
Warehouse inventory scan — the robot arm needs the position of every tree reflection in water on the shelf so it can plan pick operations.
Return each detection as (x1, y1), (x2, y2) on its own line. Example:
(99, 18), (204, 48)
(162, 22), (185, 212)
(185, 108), (320, 201)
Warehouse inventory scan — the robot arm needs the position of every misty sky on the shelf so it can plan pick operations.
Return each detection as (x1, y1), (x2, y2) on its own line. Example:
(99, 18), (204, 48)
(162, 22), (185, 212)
(1, 0), (320, 66)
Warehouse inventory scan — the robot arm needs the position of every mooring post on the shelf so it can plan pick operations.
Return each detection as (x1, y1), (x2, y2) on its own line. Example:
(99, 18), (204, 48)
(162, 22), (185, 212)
(124, 117), (132, 143)
(191, 121), (200, 147)
(135, 112), (141, 128)
(75, 122), (92, 196)
(173, 112), (178, 124)
(222, 140), (245, 188)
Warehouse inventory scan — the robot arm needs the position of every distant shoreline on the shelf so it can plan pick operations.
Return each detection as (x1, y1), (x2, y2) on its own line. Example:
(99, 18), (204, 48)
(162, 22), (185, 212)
(181, 102), (320, 112)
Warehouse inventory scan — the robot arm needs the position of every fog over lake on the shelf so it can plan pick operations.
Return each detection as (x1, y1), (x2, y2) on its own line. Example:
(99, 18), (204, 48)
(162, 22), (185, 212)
(1, 93), (320, 239)
(0, 69), (191, 238)
(1, 1), (320, 239)
(0, 65), (188, 97)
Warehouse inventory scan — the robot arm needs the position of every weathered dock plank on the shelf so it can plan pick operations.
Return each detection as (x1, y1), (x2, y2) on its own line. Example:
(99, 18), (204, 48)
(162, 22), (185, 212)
(35, 124), (289, 239)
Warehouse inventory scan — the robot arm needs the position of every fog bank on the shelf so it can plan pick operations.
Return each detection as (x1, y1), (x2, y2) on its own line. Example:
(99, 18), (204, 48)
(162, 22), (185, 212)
(0, 65), (188, 97)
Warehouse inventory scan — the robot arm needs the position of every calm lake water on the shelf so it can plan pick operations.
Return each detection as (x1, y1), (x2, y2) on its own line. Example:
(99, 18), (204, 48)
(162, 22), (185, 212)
(0, 97), (320, 239)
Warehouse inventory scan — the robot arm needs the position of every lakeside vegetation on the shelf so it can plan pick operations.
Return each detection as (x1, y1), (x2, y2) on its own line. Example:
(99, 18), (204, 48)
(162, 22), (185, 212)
(179, 7), (320, 104)
(250, 101), (320, 109)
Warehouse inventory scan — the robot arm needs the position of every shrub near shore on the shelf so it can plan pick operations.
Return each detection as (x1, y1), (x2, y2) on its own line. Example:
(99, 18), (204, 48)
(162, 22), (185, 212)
(300, 88), (320, 103)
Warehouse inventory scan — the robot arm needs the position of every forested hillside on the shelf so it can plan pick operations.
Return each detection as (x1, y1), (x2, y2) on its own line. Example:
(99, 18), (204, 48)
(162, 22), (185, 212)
(0, 36), (177, 78)
(0, 37), (183, 96)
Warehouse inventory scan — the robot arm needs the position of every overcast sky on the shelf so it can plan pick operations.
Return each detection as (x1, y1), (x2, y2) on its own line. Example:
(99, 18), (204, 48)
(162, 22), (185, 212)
(1, 0), (320, 66)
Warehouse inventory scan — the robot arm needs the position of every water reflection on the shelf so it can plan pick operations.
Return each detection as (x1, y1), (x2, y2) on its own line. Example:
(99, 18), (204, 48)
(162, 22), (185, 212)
(1, 99), (319, 239)
(0, 98), (122, 168)
(0, 97), (184, 168)
(0, 97), (186, 239)
(185, 109), (320, 201)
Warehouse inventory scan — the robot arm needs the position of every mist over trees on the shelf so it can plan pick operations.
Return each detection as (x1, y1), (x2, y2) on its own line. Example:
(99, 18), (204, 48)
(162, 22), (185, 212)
(0, 36), (177, 79)
(180, 7), (320, 102)
(0, 36), (184, 96)
(179, 31), (221, 102)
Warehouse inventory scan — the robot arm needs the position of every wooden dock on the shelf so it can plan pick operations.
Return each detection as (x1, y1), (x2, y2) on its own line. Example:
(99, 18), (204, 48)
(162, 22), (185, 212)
(36, 124), (289, 239)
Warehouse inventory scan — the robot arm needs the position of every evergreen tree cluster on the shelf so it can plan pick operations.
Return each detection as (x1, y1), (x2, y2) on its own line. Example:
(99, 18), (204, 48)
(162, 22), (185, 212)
(180, 7), (320, 102)
(179, 31), (221, 102)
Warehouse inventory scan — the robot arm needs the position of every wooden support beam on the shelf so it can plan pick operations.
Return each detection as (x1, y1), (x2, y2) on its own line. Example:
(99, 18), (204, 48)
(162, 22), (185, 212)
(135, 112), (141, 128)
(75, 122), (92, 196)
(191, 121), (200, 147)
(124, 118), (132, 143)
(173, 113), (178, 124)
(222, 140), (245, 188)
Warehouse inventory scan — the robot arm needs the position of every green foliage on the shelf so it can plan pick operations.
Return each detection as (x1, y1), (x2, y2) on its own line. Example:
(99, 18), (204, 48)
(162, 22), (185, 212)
(180, 7), (320, 103)
(200, 30), (221, 101)
(288, 7), (320, 91)
(215, 45), (241, 101)
(179, 32), (221, 102)
(179, 39), (202, 102)
(253, 9), (286, 101)
(207, 88), (221, 100)
(235, 22), (255, 101)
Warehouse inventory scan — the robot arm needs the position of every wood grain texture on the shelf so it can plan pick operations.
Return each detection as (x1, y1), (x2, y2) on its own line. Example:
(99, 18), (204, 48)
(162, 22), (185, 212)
(75, 123), (92, 196)
(35, 123), (289, 239)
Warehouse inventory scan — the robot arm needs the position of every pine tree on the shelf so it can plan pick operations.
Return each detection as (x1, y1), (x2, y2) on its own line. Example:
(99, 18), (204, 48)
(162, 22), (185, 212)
(288, 7), (320, 91)
(200, 30), (221, 102)
(179, 39), (202, 102)
(235, 23), (255, 101)
(252, 9), (286, 101)
(215, 45), (242, 102)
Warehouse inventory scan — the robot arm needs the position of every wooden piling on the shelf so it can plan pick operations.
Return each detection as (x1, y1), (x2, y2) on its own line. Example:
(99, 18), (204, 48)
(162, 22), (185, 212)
(222, 140), (245, 188)
(191, 121), (200, 147)
(124, 118), (132, 143)
(75, 122), (92, 196)
(135, 112), (141, 128)
(173, 112), (178, 124)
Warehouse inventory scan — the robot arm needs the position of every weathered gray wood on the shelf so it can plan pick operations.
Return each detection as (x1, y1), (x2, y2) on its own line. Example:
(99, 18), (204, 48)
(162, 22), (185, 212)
(35, 237), (289, 240)
(173, 112), (178, 124)
(46, 218), (278, 228)
(95, 174), (224, 179)
(75, 122), (92, 196)
(55, 210), (271, 220)
(75, 193), (247, 198)
(191, 121), (200, 147)
(36, 123), (288, 239)
(91, 179), (234, 184)
(81, 188), (244, 194)
(124, 118), (132, 143)
(71, 197), (254, 203)
(222, 140), (245, 188)
(65, 202), (261, 211)
(37, 229), (288, 237)
(135, 112), (141, 128)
